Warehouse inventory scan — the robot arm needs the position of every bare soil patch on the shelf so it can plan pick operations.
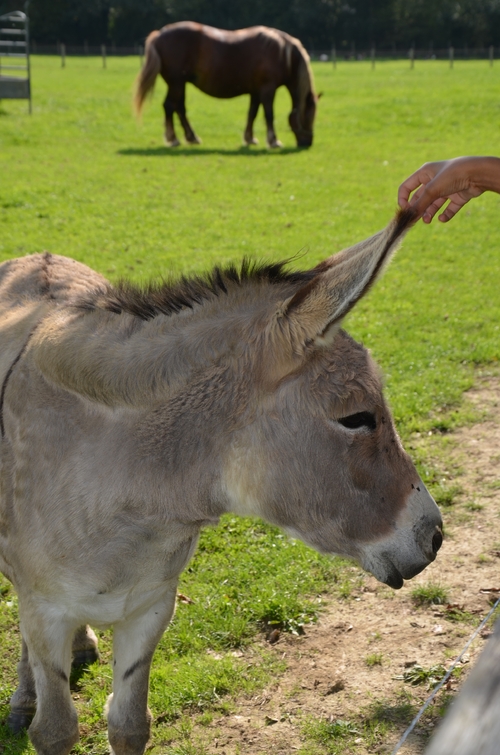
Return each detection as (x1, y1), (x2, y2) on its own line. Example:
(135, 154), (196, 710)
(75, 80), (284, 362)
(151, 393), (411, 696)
(182, 376), (500, 755)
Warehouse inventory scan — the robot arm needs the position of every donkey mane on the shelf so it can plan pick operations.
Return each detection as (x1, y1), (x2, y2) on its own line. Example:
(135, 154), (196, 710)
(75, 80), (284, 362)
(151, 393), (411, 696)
(76, 259), (317, 321)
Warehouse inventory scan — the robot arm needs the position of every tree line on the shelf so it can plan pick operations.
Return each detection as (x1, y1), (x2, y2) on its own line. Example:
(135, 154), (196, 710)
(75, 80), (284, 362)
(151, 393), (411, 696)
(1, 0), (499, 51)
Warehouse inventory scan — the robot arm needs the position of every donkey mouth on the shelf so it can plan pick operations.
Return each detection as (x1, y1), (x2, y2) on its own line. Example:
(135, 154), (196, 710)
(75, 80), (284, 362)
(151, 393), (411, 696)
(383, 558), (432, 590)
(384, 565), (404, 590)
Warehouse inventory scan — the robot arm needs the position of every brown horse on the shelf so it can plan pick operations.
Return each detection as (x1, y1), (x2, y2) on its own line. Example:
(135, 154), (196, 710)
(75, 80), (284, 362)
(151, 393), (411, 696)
(134, 22), (318, 148)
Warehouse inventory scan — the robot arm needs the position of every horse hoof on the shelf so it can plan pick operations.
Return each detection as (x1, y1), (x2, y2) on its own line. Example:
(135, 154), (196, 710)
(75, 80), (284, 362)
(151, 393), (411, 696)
(8, 709), (34, 733)
(267, 140), (283, 149)
(243, 137), (259, 146)
(187, 135), (202, 144)
(165, 137), (181, 147)
(72, 647), (100, 667)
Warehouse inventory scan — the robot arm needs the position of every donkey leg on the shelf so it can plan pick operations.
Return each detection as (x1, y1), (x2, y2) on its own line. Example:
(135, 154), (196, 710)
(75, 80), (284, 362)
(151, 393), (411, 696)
(72, 624), (100, 667)
(106, 590), (177, 755)
(21, 612), (79, 755)
(261, 88), (282, 148)
(175, 83), (201, 145)
(243, 93), (260, 145)
(163, 90), (181, 147)
(8, 637), (36, 733)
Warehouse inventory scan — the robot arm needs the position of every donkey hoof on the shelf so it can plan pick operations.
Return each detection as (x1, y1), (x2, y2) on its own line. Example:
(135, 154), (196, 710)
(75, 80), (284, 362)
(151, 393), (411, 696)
(8, 709), (34, 733)
(72, 647), (100, 667)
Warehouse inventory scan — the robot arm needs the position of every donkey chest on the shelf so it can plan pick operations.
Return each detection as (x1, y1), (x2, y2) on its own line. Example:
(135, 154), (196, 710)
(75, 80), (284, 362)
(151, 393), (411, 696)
(9, 525), (198, 626)
(59, 556), (187, 627)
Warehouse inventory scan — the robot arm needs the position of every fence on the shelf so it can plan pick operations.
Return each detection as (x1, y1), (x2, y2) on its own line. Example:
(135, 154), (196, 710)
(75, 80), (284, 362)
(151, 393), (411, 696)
(0, 10), (31, 113)
(31, 42), (143, 57)
(310, 46), (496, 64)
(28, 42), (496, 62)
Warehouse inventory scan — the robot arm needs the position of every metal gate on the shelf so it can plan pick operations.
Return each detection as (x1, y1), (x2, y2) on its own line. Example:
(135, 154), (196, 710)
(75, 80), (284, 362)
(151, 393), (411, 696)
(0, 8), (31, 113)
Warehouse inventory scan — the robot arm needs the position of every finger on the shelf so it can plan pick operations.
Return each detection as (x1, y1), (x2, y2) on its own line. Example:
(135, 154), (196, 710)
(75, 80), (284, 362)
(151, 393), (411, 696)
(438, 196), (470, 222)
(397, 172), (426, 208)
(408, 185), (426, 205)
(421, 197), (447, 224)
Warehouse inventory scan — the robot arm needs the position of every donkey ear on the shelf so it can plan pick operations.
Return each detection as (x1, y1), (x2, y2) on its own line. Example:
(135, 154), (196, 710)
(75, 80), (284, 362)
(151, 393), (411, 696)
(277, 208), (416, 350)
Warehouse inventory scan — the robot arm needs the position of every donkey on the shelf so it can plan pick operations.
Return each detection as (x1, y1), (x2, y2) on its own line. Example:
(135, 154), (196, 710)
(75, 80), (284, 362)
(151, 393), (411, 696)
(0, 208), (442, 755)
(134, 22), (318, 148)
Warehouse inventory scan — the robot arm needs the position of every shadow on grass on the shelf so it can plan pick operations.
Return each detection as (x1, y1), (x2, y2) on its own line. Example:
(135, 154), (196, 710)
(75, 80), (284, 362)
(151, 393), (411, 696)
(367, 699), (416, 727)
(69, 662), (92, 691)
(0, 720), (31, 754)
(362, 698), (422, 748)
(117, 145), (306, 157)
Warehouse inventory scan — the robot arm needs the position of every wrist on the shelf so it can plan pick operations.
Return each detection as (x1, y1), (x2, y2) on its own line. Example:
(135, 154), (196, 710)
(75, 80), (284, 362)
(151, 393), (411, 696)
(465, 156), (500, 194)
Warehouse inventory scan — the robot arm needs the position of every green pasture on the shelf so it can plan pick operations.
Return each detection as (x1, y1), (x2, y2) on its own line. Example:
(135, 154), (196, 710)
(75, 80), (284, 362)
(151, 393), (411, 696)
(0, 57), (499, 753)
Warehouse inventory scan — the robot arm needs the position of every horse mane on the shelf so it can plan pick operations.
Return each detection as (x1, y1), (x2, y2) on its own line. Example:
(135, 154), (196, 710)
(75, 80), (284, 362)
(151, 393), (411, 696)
(294, 38), (315, 120)
(278, 31), (315, 122)
(76, 260), (317, 322)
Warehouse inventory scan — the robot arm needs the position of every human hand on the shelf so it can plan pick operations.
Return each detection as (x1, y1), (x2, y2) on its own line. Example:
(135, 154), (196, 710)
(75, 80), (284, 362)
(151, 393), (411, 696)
(397, 156), (499, 223)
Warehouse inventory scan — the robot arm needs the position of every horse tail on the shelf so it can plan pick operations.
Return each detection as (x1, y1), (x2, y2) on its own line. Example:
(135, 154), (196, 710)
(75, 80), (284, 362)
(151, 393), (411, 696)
(134, 31), (161, 116)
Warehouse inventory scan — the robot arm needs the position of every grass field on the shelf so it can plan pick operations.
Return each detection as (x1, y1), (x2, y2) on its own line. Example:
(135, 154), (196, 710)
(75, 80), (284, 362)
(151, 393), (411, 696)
(0, 56), (500, 753)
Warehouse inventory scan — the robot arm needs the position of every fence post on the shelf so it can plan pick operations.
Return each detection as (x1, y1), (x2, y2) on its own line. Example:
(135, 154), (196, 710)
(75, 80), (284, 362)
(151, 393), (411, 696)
(61, 42), (65, 68)
(101, 44), (106, 68)
(490, 45), (494, 67)
(409, 46), (414, 69)
(332, 45), (336, 69)
(371, 45), (375, 69)
(449, 45), (454, 68)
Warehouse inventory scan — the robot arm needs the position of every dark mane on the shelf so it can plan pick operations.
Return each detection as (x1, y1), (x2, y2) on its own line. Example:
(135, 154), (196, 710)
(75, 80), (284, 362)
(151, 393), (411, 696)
(76, 259), (317, 321)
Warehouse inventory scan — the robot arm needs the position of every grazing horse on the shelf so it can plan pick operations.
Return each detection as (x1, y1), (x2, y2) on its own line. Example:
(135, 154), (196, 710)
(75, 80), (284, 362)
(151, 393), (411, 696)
(0, 208), (442, 755)
(134, 22), (318, 148)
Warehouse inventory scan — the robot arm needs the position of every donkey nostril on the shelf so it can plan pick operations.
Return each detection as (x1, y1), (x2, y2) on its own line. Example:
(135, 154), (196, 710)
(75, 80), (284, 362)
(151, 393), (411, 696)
(432, 529), (443, 554)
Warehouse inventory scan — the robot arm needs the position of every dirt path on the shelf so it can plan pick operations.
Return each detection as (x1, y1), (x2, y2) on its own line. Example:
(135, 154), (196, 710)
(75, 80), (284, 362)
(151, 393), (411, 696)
(182, 375), (500, 755)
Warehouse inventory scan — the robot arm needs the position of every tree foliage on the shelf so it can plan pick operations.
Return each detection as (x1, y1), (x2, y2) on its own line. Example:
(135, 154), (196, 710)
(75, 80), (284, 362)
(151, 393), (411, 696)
(1, 0), (498, 49)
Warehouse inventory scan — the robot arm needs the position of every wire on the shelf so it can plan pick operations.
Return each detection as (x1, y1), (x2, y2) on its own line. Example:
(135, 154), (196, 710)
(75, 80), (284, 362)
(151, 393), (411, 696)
(390, 596), (500, 755)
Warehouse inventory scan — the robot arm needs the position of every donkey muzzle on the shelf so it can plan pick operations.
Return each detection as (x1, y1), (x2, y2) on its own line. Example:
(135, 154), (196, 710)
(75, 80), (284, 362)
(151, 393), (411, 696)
(360, 483), (443, 589)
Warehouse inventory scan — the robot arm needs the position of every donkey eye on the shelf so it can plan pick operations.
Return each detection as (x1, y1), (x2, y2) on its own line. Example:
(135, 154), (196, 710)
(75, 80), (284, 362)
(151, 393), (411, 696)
(338, 411), (377, 431)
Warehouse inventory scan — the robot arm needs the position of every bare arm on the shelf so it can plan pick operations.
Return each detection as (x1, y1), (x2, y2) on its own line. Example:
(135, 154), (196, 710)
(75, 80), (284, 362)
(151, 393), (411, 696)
(398, 156), (500, 223)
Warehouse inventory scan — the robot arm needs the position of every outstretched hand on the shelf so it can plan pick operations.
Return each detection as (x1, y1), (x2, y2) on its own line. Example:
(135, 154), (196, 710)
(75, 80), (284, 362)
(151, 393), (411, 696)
(398, 156), (500, 223)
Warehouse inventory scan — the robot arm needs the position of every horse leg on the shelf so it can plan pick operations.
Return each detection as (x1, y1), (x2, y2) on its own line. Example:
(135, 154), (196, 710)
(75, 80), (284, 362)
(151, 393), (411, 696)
(175, 83), (201, 145)
(8, 637), (36, 733)
(72, 624), (99, 667)
(163, 89), (181, 147)
(243, 93), (260, 145)
(106, 590), (177, 755)
(261, 88), (282, 148)
(20, 610), (79, 755)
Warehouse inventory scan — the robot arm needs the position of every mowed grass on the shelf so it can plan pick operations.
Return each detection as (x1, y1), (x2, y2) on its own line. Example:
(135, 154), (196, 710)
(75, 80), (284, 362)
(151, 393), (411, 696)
(0, 57), (500, 752)
(1, 56), (500, 430)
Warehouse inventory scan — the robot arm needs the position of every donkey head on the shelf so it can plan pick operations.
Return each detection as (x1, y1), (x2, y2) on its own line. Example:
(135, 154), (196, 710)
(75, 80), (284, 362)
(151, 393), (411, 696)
(223, 209), (442, 589)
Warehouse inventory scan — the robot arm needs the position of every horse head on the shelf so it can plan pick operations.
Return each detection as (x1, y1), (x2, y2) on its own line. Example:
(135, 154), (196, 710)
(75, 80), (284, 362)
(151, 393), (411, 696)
(289, 86), (321, 148)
